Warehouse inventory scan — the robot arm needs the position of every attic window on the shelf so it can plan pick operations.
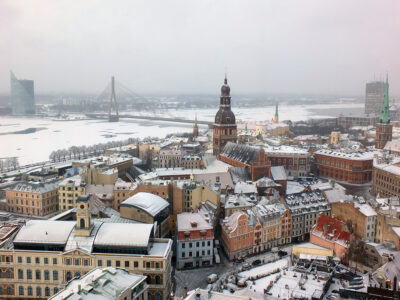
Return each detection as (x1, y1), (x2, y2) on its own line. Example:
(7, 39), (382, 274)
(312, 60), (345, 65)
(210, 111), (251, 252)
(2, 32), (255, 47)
(190, 222), (197, 228)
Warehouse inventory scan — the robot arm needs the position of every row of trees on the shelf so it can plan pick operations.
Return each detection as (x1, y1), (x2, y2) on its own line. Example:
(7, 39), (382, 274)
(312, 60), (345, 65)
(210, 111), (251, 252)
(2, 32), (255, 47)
(48, 137), (141, 162)
(0, 157), (20, 172)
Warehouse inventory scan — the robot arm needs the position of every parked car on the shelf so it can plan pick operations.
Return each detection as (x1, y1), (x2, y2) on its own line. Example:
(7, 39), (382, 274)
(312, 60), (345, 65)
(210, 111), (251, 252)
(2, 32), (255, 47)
(207, 274), (218, 284)
(252, 259), (261, 266)
(241, 263), (251, 270)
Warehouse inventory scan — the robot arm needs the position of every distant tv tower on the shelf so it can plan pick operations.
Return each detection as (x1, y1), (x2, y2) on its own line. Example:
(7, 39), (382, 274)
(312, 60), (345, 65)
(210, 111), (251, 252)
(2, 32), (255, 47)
(109, 76), (119, 122)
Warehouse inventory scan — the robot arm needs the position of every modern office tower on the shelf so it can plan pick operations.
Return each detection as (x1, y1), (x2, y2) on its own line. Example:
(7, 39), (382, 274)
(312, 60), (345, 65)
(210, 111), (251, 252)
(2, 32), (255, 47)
(365, 80), (385, 115)
(10, 71), (35, 115)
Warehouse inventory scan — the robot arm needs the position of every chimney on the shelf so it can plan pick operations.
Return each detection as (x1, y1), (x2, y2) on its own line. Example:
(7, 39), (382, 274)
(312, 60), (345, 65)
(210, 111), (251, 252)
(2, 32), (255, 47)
(394, 276), (397, 292)
(183, 287), (188, 298)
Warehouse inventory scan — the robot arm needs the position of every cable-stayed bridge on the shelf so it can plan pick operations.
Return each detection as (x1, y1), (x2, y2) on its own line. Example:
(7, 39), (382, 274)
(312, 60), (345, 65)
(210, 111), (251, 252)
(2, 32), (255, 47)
(86, 76), (212, 127)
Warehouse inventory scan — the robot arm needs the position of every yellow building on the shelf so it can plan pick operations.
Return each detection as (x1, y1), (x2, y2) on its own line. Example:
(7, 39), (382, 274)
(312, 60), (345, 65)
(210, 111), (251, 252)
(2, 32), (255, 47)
(292, 242), (333, 258)
(0, 198), (172, 300)
(58, 176), (86, 212)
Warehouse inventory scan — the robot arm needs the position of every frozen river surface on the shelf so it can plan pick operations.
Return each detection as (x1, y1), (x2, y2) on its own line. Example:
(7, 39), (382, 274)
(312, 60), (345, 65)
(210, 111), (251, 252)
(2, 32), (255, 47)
(0, 103), (363, 165)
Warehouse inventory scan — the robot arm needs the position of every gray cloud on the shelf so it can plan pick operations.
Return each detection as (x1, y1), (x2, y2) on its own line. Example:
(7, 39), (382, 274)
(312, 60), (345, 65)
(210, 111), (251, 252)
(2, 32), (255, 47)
(0, 0), (399, 96)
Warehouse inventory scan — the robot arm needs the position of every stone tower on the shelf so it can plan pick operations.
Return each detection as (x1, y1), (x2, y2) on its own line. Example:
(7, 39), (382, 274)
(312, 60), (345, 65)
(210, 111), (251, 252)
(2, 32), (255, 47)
(375, 75), (392, 149)
(193, 114), (199, 138)
(75, 195), (93, 237)
(213, 75), (237, 156)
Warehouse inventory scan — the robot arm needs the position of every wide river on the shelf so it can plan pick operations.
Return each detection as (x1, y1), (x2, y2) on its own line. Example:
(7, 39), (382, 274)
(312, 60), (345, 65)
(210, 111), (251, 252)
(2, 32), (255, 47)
(0, 103), (363, 165)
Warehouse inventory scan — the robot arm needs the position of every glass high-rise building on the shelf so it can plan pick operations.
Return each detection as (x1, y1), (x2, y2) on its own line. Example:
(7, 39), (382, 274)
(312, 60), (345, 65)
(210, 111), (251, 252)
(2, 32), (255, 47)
(365, 80), (385, 115)
(10, 71), (35, 115)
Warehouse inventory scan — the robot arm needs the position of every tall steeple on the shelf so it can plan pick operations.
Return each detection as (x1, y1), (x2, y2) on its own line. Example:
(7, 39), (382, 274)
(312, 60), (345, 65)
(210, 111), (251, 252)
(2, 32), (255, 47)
(213, 74), (237, 156)
(273, 103), (279, 123)
(380, 74), (390, 124)
(375, 74), (392, 149)
(193, 114), (199, 138)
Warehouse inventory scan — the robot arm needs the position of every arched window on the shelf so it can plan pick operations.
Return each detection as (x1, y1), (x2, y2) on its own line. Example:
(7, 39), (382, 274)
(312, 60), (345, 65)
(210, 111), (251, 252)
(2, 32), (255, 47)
(35, 270), (41, 280)
(7, 286), (12, 295)
(146, 275), (151, 284)
(66, 271), (72, 281)
(155, 292), (161, 300)
(44, 270), (50, 280)
(27, 286), (33, 296)
(75, 272), (80, 278)
(18, 269), (23, 279)
(27, 269), (32, 279)
(0, 286), (3, 294)
(6, 269), (11, 278)
(36, 286), (41, 297)
(155, 275), (161, 284)
(53, 287), (59, 294)
(148, 292), (152, 300)
(45, 287), (50, 297)
(80, 218), (85, 228)
(19, 286), (24, 296)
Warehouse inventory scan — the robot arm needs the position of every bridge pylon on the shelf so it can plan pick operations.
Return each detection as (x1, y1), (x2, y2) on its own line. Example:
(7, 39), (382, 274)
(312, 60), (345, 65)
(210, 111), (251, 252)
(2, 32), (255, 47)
(109, 76), (119, 122)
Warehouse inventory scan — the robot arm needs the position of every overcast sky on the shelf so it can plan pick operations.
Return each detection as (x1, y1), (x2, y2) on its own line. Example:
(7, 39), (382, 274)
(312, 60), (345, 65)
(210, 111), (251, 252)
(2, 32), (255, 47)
(0, 0), (399, 96)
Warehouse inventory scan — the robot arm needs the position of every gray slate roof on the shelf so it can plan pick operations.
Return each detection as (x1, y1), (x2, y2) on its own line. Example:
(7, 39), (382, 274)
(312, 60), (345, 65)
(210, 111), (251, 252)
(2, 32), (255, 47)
(221, 142), (261, 165)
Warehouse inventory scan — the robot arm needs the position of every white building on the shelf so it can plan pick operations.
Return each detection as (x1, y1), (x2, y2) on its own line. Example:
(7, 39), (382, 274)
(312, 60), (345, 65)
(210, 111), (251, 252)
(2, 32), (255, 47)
(176, 213), (214, 269)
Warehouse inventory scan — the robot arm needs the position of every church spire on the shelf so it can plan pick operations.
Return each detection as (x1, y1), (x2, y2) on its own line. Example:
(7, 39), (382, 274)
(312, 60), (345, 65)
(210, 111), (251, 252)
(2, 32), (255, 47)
(380, 74), (390, 124)
(273, 103), (279, 123)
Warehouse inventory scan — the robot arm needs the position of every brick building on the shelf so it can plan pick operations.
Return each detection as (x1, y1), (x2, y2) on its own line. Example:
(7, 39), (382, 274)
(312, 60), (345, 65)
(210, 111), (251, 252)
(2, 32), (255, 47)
(219, 142), (271, 181)
(264, 145), (311, 178)
(221, 211), (254, 260)
(331, 201), (377, 242)
(310, 214), (351, 261)
(314, 149), (374, 184)
(176, 212), (214, 269)
(6, 181), (59, 216)
(372, 157), (400, 198)
(213, 76), (237, 156)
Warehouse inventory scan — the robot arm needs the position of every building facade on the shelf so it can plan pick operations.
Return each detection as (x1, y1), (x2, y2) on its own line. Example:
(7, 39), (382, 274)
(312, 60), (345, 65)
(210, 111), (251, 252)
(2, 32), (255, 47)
(372, 158), (400, 198)
(0, 202), (172, 300)
(10, 71), (35, 116)
(331, 201), (377, 242)
(314, 150), (374, 184)
(283, 189), (331, 243)
(158, 149), (182, 169)
(365, 80), (386, 115)
(221, 211), (254, 260)
(213, 76), (237, 156)
(6, 182), (58, 216)
(176, 213), (214, 269)
(264, 146), (311, 178)
(58, 176), (86, 212)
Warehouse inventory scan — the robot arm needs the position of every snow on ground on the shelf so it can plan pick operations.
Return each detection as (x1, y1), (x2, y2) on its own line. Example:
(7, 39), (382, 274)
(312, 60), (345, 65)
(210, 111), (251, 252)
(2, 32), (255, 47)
(269, 270), (326, 299)
(239, 258), (289, 278)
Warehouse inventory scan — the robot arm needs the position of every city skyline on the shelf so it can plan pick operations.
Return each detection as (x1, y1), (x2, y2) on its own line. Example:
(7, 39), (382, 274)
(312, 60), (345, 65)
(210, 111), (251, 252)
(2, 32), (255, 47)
(0, 0), (399, 95)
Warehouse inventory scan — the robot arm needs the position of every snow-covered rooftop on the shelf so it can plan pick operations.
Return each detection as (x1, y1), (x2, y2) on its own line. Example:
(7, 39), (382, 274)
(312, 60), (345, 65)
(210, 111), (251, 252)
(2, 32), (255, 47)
(177, 212), (212, 232)
(121, 192), (169, 217)
(14, 220), (75, 245)
(49, 267), (146, 300)
(315, 149), (375, 160)
(94, 223), (153, 247)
